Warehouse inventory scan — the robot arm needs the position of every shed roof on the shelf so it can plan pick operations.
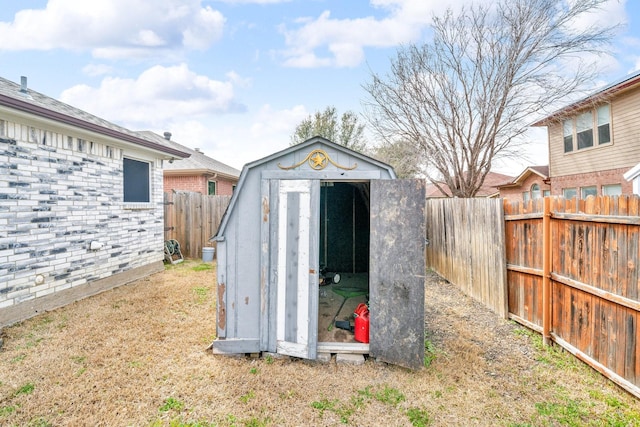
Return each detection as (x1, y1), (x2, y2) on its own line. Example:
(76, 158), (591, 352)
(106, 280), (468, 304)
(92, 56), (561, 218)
(0, 76), (189, 159)
(532, 69), (640, 126)
(214, 136), (396, 240)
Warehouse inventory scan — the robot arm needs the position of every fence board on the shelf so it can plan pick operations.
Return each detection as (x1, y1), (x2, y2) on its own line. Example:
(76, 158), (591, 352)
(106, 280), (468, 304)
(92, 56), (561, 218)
(164, 191), (232, 259)
(504, 195), (640, 398)
(426, 198), (507, 317)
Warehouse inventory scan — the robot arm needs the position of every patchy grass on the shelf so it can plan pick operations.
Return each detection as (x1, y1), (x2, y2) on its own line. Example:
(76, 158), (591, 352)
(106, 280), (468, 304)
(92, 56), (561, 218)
(0, 261), (638, 426)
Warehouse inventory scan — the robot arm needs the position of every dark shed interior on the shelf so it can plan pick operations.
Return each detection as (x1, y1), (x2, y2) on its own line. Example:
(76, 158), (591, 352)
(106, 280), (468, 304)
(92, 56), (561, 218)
(319, 182), (370, 273)
(318, 181), (371, 343)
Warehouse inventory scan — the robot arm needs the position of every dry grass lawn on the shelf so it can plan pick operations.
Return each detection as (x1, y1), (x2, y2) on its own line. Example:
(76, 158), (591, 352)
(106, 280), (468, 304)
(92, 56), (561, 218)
(0, 259), (639, 426)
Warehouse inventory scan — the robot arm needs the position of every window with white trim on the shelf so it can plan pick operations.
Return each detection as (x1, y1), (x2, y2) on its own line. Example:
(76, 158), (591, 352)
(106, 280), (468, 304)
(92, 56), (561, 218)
(531, 183), (541, 200)
(581, 186), (597, 199)
(563, 188), (577, 199)
(123, 158), (151, 203)
(602, 184), (621, 196)
(208, 181), (217, 195)
(563, 104), (611, 153)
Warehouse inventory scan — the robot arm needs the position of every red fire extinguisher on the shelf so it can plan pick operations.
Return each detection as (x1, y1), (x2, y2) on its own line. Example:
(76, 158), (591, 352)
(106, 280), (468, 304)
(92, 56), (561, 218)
(354, 303), (369, 343)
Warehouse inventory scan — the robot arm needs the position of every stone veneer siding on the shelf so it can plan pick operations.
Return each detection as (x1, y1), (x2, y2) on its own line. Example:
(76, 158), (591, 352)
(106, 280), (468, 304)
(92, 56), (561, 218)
(0, 118), (165, 325)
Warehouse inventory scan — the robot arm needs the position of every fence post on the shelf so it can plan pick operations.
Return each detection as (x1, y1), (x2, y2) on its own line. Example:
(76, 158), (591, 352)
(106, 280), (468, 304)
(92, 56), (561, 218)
(542, 196), (552, 346)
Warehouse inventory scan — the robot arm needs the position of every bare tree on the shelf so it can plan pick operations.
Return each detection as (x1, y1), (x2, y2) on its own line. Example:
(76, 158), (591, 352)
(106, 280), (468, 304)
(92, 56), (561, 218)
(291, 106), (368, 153)
(363, 0), (615, 197)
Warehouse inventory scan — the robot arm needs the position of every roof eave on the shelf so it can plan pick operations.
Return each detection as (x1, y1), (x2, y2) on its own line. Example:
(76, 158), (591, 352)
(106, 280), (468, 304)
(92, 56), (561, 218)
(0, 93), (190, 159)
(533, 73), (640, 127)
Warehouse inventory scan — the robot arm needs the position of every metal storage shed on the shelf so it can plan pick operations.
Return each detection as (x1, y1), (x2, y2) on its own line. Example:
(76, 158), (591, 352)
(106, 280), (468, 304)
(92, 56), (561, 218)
(211, 137), (426, 369)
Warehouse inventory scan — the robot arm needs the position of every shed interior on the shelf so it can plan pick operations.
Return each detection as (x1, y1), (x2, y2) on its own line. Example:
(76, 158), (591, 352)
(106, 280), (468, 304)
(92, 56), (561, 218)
(318, 181), (370, 343)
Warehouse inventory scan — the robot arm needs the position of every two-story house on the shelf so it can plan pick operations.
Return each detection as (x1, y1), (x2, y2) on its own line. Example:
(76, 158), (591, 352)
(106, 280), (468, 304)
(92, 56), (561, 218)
(533, 70), (640, 198)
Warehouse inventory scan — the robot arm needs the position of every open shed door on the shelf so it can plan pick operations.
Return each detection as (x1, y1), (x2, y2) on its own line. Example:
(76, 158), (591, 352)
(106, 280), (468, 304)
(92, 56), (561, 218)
(270, 179), (320, 359)
(369, 179), (426, 370)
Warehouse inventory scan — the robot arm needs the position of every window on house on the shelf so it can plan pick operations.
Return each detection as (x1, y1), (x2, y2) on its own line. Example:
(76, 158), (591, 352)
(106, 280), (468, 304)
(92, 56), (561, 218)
(581, 186), (597, 199)
(232, 185), (237, 193)
(602, 184), (622, 196)
(563, 104), (611, 152)
(543, 190), (551, 197)
(563, 188), (577, 199)
(597, 104), (611, 145)
(563, 120), (573, 153)
(523, 191), (530, 203)
(576, 111), (593, 149)
(208, 181), (217, 195)
(531, 184), (541, 200)
(123, 158), (150, 203)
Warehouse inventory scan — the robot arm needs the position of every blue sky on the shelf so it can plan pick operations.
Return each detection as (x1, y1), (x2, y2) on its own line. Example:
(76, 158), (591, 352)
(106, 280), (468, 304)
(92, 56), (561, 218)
(0, 0), (638, 174)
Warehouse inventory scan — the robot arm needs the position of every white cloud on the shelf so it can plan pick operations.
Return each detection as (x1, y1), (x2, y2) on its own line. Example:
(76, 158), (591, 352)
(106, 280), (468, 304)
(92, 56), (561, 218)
(215, 0), (291, 3)
(81, 63), (114, 77)
(0, 0), (224, 59)
(60, 63), (243, 128)
(277, 0), (476, 68)
(162, 103), (308, 169)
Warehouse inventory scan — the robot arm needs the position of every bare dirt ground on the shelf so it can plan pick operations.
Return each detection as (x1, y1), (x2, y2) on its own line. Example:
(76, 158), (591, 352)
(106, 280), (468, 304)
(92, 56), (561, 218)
(1, 260), (639, 427)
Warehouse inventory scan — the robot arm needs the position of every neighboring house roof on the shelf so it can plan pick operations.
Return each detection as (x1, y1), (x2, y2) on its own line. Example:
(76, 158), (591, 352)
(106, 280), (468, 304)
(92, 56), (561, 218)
(533, 69), (640, 126)
(139, 131), (240, 179)
(0, 76), (189, 159)
(426, 171), (514, 198)
(496, 165), (549, 189)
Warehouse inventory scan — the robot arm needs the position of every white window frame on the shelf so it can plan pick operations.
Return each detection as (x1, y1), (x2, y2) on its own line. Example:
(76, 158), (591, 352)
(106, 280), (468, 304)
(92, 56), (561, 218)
(563, 104), (611, 153)
(602, 184), (622, 196)
(581, 186), (597, 199)
(208, 180), (217, 195)
(531, 183), (541, 200)
(563, 187), (577, 199)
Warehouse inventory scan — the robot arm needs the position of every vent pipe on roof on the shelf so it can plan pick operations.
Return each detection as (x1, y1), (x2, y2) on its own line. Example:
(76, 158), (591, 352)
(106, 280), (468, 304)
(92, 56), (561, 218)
(195, 148), (201, 152)
(20, 76), (28, 94)
(163, 131), (172, 140)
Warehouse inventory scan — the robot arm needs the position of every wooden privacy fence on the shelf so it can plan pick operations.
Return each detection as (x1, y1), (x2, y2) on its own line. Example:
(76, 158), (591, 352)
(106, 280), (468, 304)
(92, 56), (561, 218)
(164, 191), (232, 259)
(504, 195), (640, 397)
(426, 198), (508, 317)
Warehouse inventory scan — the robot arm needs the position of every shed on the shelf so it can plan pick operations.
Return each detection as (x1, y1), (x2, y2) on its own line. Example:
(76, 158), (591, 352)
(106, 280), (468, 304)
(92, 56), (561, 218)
(211, 137), (426, 369)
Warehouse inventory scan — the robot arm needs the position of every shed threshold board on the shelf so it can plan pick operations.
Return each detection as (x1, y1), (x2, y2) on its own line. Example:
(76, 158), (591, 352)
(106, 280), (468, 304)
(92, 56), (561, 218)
(318, 342), (369, 354)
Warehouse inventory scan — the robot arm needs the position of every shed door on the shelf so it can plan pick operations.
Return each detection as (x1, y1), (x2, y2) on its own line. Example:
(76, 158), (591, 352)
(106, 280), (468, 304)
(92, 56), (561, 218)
(271, 179), (320, 359)
(369, 179), (426, 370)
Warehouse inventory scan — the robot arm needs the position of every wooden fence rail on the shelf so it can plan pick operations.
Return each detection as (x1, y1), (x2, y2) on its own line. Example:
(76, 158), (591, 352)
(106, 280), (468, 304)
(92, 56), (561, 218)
(426, 198), (508, 318)
(163, 191), (232, 260)
(504, 195), (640, 398)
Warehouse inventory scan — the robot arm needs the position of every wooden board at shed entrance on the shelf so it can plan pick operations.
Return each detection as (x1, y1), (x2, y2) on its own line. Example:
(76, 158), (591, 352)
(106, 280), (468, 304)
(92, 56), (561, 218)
(369, 179), (426, 370)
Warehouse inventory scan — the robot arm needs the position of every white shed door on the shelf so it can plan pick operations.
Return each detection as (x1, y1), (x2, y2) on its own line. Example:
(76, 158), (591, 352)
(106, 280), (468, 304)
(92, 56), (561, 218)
(273, 180), (320, 359)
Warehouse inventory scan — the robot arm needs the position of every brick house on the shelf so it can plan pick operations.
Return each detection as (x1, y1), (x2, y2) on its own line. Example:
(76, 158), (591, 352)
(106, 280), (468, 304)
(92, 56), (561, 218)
(497, 166), (551, 202)
(533, 70), (640, 198)
(0, 76), (189, 326)
(425, 171), (514, 198)
(146, 131), (240, 196)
